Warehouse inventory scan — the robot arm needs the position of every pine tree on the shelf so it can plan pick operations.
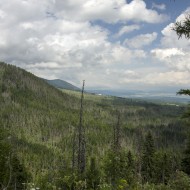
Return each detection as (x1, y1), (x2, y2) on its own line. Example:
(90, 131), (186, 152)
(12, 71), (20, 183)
(113, 112), (121, 151)
(0, 128), (28, 190)
(10, 155), (29, 190)
(86, 157), (101, 190)
(126, 151), (136, 185)
(141, 132), (155, 183)
(104, 150), (128, 188)
(154, 151), (171, 184)
(0, 128), (11, 189)
(182, 134), (190, 175)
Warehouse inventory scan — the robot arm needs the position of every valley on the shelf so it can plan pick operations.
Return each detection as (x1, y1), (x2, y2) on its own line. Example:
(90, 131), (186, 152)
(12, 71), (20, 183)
(0, 62), (189, 189)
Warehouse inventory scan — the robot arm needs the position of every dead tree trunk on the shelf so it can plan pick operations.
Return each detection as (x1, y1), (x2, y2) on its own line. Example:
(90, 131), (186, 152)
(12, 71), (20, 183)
(77, 80), (86, 175)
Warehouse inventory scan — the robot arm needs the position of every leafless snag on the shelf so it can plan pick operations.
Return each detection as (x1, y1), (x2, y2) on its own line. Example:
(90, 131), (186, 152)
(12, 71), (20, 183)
(77, 80), (86, 175)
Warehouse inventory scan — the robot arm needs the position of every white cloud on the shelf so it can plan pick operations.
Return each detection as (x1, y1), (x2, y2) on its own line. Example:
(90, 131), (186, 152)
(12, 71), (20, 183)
(152, 3), (166, 11)
(124, 32), (157, 48)
(52, 0), (168, 24)
(151, 48), (185, 60)
(116, 25), (140, 37)
(151, 48), (190, 72)
(160, 8), (190, 49)
(151, 8), (190, 74)
(161, 23), (190, 49)
(0, 2), (147, 88)
(134, 49), (147, 58)
(120, 70), (190, 86)
(119, 0), (168, 23)
(176, 8), (190, 22)
(145, 71), (190, 85)
(1, 0), (189, 90)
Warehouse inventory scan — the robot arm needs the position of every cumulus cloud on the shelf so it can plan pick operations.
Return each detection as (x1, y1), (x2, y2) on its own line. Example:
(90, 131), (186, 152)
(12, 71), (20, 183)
(52, 0), (168, 23)
(1, 0), (158, 88)
(151, 48), (185, 60)
(151, 48), (190, 72)
(118, 0), (168, 23)
(145, 71), (190, 85)
(120, 70), (190, 86)
(116, 25), (141, 37)
(151, 8), (190, 74)
(160, 8), (190, 49)
(152, 3), (166, 11)
(0, 0), (188, 89)
(124, 32), (157, 48)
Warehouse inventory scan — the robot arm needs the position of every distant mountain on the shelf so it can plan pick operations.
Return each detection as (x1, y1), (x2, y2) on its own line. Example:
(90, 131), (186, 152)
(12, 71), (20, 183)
(44, 78), (80, 91)
(88, 89), (190, 104)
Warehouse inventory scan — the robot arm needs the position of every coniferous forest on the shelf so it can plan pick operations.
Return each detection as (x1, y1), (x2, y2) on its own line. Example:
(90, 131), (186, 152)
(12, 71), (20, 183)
(1, 62), (190, 190)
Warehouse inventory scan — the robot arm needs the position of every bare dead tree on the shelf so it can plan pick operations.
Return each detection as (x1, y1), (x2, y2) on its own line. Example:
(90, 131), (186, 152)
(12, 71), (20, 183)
(77, 80), (86, 175)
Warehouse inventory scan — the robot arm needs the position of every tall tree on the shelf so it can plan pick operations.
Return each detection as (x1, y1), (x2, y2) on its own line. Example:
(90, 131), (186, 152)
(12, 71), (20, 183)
(141, 132), (155, 183)
(77, 80), (86, 175)
(113, 111), (121, 151)
(182, 134), (190, 175)
(0, 126), (12, 190)
(103, 150), (128, 188)
(154, 151), (171, 184)
(0, 128), (28, 190)
(126, 151), (136, 185)
(86, 157), (101, 190)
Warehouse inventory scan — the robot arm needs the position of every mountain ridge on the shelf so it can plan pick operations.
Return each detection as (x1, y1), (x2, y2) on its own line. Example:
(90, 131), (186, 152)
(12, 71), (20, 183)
(44, 78), (81, 91)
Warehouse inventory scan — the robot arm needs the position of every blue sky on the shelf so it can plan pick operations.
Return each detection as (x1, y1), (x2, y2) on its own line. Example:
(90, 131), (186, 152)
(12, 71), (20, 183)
(0, 0), (190, 91)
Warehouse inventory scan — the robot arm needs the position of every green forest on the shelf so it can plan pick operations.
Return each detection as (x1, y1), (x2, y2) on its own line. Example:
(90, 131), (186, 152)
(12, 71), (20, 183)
(0, 62), (190, 190)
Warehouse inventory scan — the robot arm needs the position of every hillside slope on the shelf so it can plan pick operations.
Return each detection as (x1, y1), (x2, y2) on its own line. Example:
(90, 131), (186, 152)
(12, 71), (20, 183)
(0, 62), (187, 189)
(44, 78), (80, 91)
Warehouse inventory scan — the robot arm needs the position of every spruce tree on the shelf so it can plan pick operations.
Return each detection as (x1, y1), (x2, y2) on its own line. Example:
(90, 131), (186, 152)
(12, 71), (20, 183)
(0, 128), (28, 190)
(154, 151), (171, 184)
(141, 132), (155, 183)
(86, 157), (101, 190)
(126, 151), (136, 185)
(182, 135), (190, 175)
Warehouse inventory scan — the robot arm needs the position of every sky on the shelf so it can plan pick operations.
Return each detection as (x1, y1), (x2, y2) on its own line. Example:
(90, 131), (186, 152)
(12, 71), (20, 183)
(0, 0), (190, 91)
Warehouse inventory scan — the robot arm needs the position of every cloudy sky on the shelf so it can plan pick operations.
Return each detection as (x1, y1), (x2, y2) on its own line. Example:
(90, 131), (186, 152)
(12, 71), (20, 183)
(0, 0), (190, 91)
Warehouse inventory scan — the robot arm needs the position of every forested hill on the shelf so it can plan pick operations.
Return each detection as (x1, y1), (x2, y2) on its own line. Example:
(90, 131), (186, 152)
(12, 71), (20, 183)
(44, 78), (80, 91)
(0, 62), (189, 190)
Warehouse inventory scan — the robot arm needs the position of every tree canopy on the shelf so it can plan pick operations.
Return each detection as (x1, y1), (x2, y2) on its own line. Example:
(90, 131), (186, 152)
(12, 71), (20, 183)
(173, 15), (190, 39)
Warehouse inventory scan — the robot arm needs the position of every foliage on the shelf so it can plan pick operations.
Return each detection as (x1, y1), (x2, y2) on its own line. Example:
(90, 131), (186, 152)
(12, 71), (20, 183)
(181, 134), (190, 175)
(168, 171), (190, 190)
(142, 132), (155, 183)
(0, 62), (189, 189)
(154, 151), (172, 184)
(86, 157), (101, 190)
(177, 89), (190, 96)
(173, 15), (190, 39)
(0, 128), (29, 189)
